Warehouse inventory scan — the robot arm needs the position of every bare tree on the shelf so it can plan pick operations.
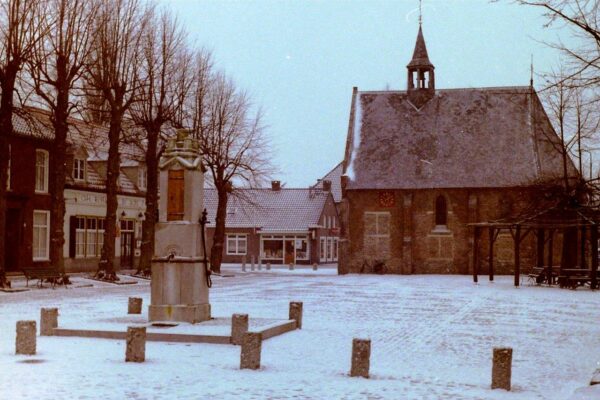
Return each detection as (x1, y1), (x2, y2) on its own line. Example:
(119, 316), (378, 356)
(85, 0), (151, 280)
(190, 72), (272, 273)
(25, 0), (98, 280)
(0, 0), (45, 288)
(129, 9), (192, 275)
(516, 1), (600, 90)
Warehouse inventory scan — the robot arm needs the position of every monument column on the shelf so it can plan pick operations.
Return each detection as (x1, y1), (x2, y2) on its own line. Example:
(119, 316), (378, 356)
(149, 129), (211, 323)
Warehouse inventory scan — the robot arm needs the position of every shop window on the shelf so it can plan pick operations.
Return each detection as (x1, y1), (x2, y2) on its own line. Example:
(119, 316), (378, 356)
(35, 149), (49, 193)
(74, 216), (105, 258)
(33, 210), (50, 260)
(227, 234), (247, 255)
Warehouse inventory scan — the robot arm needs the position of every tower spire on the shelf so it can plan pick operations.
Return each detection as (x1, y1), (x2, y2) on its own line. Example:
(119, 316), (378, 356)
(406, 11), (435, 108)
(419, 0), (422, 26)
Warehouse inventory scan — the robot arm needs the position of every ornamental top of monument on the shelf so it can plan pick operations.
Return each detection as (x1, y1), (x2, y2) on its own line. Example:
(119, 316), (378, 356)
(159, 129), (204, 171)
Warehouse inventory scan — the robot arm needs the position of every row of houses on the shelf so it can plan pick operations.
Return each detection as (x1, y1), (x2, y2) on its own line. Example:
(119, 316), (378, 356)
(4, 109), (340, 275)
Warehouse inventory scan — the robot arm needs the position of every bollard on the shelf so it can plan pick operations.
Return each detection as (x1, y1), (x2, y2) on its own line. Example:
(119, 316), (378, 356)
(258, 261), (262, 271)
(289, 301), (303, 329)
(242, 262), (246, 272)
(240, 332), (262, 370)
(350, 338), (371, 378)
(266, 262), (271, 271)
(491, 347), (512, 390)
(40, 308), (58, 336)
(312, 263), (318, 271)
(242, 255), (246, 270)
(289, 263), (294, 271)
(128, 297), (143, 314)
(125, 326), (146, 362)
(251, 255), (255, 271)
(16, 321), (36, 355)
(231, 314), (249, 345)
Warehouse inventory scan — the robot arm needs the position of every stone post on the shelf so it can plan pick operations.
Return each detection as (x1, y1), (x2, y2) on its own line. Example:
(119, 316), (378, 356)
(240, 332), (262, 370)
(312, 263), (318, 271)
(491, 347), (512, 390)
(125, 326), (146, 362)
(289, 263), (294, 271)
(258, 261), (262, 271)
(266, 263), (271, 271)
(242, 255), (246, 271)
(40, 308), (58, 336)
(231, 314), (249, 345)
(350, 338), (371, 378)
(289, 301), (303, 329)
(16, 321), (36, 355)
(251, 255), (255, 271)
(128, 297), (143, 314)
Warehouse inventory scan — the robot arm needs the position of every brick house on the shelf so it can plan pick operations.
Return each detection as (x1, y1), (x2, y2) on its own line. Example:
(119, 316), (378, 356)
(338, 25), (577, 275)
(204, 181), (339, 265)
(4, 113), (55, 273)
(3, 108), (147, 274)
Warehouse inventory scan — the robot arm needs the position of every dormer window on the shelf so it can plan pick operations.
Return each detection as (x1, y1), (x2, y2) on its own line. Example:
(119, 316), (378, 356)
(138, 167), (147, 190)
(73, 158), (86, 181)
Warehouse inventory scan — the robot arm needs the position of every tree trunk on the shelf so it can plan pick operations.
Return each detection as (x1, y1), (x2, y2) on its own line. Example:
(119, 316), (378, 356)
(210, 186), (228, 274)
(100, 106), (123, 280)
(49, 76), (69, 277)
(0, 66), (18, 288)
(137, 128), (159, 275)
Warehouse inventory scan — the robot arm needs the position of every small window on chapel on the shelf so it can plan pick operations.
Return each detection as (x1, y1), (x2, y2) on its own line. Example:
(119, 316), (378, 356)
(435, 195), (447, 227)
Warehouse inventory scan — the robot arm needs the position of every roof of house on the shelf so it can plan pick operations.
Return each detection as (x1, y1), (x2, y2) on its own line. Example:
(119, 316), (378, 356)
(10, 106), (145, 196)
(312, 162), (343, 203)
(343, 86), (577, 190)
(203, 188), (332, 232)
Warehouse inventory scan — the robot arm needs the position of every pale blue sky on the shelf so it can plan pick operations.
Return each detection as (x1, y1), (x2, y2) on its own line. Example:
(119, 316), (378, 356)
(165, 0), (579, 187)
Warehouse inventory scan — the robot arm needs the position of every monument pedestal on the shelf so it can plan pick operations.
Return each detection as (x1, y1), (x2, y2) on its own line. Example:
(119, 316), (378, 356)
(149, 258), (211, 324)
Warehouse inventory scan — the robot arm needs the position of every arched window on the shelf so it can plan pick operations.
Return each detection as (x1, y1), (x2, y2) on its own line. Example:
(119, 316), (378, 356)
(435, 195), (447, 226)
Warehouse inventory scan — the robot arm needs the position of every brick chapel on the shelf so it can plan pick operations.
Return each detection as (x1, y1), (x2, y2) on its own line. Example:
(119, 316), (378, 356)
(338, 24), (577, 275)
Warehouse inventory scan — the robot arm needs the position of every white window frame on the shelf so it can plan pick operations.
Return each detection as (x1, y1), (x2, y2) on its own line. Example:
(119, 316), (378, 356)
(35, 149), (49, 193)
(73, 158), (86, 181)
(226, 234), (247, 255)
(138, 167), (147, 190)
(75, 216), (105, 258)
(33, 210), (50, 261)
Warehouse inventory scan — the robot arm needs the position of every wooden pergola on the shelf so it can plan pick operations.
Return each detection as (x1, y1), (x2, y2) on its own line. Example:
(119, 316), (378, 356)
(469, 206), (599, 289)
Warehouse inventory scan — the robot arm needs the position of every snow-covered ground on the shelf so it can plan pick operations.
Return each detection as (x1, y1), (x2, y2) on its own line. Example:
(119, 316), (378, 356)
(1, 264), (600, 400)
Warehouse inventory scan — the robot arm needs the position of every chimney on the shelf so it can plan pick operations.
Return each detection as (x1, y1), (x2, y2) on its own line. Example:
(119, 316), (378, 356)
(322, 180), (332, 192)
(271, 180), (281, 191)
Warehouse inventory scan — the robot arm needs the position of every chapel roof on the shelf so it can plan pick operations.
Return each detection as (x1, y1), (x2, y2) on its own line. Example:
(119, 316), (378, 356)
(343, 86), (578, 190)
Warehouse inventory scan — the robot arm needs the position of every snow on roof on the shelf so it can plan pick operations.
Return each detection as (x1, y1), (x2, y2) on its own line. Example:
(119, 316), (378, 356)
(203, 188), (331, 231)
(343, 86), (577, 190)
(312, 162), (343, 203)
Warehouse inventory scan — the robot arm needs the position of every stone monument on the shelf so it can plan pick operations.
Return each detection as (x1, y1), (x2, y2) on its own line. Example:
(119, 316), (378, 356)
(149, 129), (211, 324)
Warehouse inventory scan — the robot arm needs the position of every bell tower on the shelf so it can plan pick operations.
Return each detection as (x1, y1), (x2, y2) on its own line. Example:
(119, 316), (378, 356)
(407, 15), (435, 108)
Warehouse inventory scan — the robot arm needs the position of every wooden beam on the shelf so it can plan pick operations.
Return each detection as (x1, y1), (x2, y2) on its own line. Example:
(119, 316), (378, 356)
(472, 227), (479, 283)
(488, 227), (495, 281)
(591, 225), (598, 290)
(514, 225), (521, 287)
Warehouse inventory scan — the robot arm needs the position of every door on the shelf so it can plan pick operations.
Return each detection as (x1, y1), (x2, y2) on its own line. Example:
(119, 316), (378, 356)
(5, 209), (21, 271)
(285, 240), (295, 264)
(120, 232), (134, 268)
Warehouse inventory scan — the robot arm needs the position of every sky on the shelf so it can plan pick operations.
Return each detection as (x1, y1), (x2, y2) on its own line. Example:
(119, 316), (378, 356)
(164, 0), (581, 187)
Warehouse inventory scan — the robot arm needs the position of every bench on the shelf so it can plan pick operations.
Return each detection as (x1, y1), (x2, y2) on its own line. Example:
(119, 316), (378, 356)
(527, 266), (559, 285)
(22, 268), (62, 289)
(558, 269), (598, 289)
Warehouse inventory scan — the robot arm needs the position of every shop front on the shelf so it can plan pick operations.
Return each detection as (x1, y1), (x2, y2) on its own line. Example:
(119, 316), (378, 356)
(260, 234), (310, 265)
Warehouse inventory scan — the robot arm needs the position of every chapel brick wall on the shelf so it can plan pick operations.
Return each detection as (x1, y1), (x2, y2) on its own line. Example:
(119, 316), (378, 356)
(341, 187), (547, 275)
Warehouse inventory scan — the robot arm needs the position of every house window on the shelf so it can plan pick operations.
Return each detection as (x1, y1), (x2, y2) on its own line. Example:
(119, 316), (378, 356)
(226, 234), (247, 255)
(435, 195), (447, 226)
(75, 216), (105, 258)
(35, 149), (49, 193)
(138, 167), (147, 190)
(73, 158), (85, 181)
(363, 212), (391, 258)
(320, 237), (326, 262)
(33, 210), (50, 261)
